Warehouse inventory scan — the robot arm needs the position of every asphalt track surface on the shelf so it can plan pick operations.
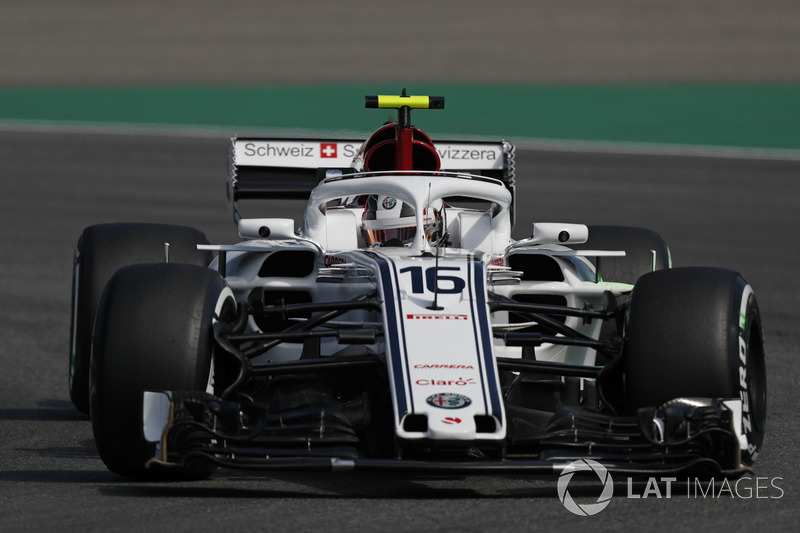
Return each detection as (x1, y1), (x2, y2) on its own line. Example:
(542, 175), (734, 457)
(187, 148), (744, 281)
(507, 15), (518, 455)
(4, 1), (800, 86)
(1, 131), (799, 532)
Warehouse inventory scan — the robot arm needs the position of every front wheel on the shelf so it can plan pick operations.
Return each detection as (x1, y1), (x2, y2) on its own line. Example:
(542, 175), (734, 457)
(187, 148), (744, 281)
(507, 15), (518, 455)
(623, 267), (766, 465)
(70, 223), (212, 413)
(90, 263), (233, 479)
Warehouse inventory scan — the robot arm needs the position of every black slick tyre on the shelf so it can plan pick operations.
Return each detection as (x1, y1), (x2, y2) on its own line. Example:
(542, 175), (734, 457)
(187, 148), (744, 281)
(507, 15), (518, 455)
(624, 267), (766, 465)
(90, 263), (232, 479)
(69, 223), (212, 413)
(572, 225), (671, 359)
(572, 225), (671, 285)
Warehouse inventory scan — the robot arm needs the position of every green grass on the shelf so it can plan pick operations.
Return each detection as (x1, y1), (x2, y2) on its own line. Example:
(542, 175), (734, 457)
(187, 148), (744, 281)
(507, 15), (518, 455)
(2, 83), (799, 149)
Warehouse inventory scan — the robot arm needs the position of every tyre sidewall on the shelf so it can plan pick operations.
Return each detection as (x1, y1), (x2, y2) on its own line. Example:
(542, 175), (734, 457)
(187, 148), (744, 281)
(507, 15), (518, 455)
(623, 267), (766, 464)
(735, 284), (766, 464)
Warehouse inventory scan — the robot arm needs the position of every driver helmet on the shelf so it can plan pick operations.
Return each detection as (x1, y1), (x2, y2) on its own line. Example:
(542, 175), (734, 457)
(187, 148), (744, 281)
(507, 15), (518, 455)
(362, 195), (416, 247)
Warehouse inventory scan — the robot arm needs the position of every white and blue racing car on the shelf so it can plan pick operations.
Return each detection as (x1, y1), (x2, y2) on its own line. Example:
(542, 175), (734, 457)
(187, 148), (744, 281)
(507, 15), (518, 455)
(69, 92), (766, 480)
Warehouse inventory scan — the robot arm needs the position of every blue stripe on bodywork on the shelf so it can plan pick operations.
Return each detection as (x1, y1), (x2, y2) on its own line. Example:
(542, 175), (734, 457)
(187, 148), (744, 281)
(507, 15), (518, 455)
(367, 253), (409, 419)
(466, 260), (490, 416)
(388, 258), (415, 412)
(471, 259), (504, 426)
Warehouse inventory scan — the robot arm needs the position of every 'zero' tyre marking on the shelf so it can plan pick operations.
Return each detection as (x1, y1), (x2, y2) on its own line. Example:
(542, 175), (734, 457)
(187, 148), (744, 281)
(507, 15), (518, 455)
(737, 283), (757, 460)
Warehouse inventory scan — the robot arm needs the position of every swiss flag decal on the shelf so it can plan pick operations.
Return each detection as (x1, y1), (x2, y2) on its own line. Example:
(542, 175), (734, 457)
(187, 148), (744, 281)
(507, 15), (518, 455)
(320, 143), (337, 158)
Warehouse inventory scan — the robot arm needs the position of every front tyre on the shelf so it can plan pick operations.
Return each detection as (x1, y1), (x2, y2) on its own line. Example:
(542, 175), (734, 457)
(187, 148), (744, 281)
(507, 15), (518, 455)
(69, 223), (212, 413)
(624, 267), (766, 464)
(90, 263), (233, 479)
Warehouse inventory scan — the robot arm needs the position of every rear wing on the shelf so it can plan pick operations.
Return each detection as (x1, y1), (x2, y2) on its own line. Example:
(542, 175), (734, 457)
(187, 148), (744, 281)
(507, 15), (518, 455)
(227, 137), (516, 224)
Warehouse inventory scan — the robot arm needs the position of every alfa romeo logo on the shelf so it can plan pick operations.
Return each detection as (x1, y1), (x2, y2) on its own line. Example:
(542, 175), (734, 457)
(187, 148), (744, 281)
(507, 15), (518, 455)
(426, 392), (471, 409)
(382, 196), (397, 209)
(557, 459), (614, 516)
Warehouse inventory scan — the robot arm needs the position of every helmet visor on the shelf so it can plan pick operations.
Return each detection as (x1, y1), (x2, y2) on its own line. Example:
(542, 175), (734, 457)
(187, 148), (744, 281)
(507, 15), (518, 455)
(363, 226), (417, 246)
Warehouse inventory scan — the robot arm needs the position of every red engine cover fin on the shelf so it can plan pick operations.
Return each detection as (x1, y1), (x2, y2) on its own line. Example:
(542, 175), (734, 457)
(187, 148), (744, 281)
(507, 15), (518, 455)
(363, 125), (441, 172)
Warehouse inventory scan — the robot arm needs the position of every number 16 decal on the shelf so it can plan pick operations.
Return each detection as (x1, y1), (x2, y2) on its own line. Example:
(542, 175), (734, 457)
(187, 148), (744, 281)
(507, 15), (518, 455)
(399, 266), (466, 294)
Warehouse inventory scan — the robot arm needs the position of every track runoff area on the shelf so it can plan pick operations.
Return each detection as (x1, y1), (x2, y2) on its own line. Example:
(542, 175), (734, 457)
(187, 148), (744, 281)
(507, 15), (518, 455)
(1, 84), (800, 160)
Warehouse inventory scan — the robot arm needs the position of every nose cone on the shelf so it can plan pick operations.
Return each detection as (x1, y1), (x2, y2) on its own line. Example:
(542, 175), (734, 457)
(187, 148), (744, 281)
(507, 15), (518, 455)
(426, 411), (477, 440)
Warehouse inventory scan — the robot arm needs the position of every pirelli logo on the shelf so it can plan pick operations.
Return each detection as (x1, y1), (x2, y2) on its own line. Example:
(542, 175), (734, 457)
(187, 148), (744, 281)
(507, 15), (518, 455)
(406, 314), (468, 320)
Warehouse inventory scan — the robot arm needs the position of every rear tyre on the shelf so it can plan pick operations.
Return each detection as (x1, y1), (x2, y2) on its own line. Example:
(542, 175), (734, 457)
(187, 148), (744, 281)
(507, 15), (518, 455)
(573, 225), (671, 285)
(624, 267), (766, 464)
(90, 263), (233, 479)
(69, 223), (212, 413)
(572, 226), (671, 362)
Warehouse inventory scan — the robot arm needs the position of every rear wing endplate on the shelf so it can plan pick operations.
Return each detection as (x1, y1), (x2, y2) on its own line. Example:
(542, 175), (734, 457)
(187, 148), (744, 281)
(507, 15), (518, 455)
(227, 137), (516, 224)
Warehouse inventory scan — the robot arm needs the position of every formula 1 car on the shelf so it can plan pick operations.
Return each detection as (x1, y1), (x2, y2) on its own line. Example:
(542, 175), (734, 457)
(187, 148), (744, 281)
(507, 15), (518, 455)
(69, 92), (766, 480)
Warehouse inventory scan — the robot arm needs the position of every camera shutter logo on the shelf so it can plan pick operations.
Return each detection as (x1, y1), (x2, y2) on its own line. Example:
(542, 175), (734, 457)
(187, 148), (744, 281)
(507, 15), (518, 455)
(557, 459), (614, 516)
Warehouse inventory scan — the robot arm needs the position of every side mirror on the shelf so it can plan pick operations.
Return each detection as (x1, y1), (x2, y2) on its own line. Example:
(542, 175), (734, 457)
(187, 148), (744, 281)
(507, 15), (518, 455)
(238, 218), (296, 240)
(530, 223), (588, 245)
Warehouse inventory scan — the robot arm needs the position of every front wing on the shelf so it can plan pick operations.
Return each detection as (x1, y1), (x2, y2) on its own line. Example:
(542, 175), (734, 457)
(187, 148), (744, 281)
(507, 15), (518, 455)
(142, 387), (749, 478)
